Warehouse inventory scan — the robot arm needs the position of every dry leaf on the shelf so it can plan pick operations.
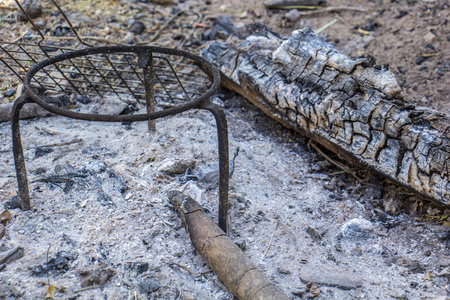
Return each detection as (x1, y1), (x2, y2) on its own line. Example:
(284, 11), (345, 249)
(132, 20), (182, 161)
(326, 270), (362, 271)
(45, 285), (54, 299)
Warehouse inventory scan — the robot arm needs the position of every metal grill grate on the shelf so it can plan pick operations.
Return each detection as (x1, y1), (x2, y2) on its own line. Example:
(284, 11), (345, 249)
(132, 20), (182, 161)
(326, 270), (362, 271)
(0, 0), (208, 107)
(2, 0), (231, 232)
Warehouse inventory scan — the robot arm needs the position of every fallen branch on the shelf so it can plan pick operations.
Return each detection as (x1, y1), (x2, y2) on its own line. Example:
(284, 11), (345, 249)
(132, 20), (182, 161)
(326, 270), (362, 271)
(0, 102), (52, 122)
(0, 246), (24, 265)
(202, 25), (450, 205)
(169, 192), (289, 300)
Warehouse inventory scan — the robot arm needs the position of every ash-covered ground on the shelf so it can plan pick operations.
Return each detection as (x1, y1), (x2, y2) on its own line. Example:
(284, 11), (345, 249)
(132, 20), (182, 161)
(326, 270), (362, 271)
(0, 93), (449, 299)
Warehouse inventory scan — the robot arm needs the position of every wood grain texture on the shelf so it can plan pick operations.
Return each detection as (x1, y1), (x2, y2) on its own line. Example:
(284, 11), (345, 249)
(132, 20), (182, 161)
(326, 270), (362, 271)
(202, 25), (450, 205)
(170, 192), (289, 300)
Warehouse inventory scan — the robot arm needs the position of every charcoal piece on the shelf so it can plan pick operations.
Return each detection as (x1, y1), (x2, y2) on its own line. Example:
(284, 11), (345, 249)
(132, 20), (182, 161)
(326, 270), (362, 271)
(107, 168), (128, 193)
(44, 93), (72, 107)
(4, 89), (16, 97)
(51, 25), (71, 37)
(126, 262), (149, 274)
(4, 196), (21, 209)
(97, 192), (116, 207)
(264, 0), (326, 8)
(34, 167), (46, 175)
(415, 56), (427, 65)
(395, 10), (408, 19)
(0, 247), (24, 265)
(139, 279), (160, 294)
(34, 146), (54, 158)
(70, 72), (80, 79)
(136, 262), (149, 274)
(54, 163), (80, 176)
(62, 180), (74, 193)
(201, 29), (218, 41)
(213, 15), (236, 37)
(41, 43), (59, 52)
(76, 94), (91, 104)
(30, 251), (77, 276)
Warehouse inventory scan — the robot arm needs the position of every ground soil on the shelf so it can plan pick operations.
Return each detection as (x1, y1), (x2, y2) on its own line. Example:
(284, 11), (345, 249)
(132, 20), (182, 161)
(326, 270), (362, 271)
(0, 0), (449, 299)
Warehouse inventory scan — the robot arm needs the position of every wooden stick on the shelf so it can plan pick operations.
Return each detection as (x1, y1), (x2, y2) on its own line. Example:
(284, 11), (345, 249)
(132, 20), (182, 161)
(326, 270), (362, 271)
(170, 192), (289, 300)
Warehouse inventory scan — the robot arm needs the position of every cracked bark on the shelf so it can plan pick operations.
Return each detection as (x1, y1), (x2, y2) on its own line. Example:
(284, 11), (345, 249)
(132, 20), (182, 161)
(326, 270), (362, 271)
(202, 25), (450, 205)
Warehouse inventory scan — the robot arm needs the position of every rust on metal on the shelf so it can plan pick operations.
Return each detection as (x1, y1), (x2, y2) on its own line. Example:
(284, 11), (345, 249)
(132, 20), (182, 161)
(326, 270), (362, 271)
(7, 44), (230, 232)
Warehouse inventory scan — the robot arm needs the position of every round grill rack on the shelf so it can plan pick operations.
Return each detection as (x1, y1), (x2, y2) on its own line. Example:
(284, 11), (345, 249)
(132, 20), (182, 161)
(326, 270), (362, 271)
(11, 46), (230, 231)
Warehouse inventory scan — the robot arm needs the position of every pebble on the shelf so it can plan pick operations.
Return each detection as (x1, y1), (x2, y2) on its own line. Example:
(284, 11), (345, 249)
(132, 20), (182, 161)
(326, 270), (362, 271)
(34, 146), (54, 158)
(423, 32), (437, 44)
(395, 258), (424, 273)
(83, 160), (107, 174)
(138, 278), (160, 294)
(157, 158), (195, 175)
(435, 67), (444, 76)
(195, 164), (219, 183)
(300, 264), (363, 289)
(182, 291), (196, 300)
(306, 226), (323, 241)
(0, 282), (8, 297)
(341, 218), (373, 239)
(415, 56), (426, 65)
(130, 21), (146, 34)
(78, 263), (115, 287)
(284, 9), (301, 23)
(277, 267), (291, 274)
(0, 210), (12, 226)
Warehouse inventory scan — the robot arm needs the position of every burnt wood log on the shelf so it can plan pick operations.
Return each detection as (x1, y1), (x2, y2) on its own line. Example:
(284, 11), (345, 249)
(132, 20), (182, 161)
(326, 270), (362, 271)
(202, 25), (450, 205)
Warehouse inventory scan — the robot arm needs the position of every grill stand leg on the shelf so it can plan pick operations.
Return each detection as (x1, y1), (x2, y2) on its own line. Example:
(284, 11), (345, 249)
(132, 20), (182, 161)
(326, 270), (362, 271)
(203, 101), (230, 233)
(11, 95), (31, 210)
(142, 51), (156, 131)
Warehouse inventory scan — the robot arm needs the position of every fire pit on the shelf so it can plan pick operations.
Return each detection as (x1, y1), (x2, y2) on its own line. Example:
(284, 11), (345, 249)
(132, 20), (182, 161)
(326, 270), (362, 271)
(10, 45), (230, 231)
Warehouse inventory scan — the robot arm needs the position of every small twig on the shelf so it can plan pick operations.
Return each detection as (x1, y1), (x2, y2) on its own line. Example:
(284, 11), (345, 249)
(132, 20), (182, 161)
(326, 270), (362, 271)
(0, 246), (24, 265)
(74, 285), (101, 293)
(46, 245), (52, 287)
(295, 6), (366, 15)
(35, 126), (62, 135)
(0, 6), (17, 11)
(38, 138), (83, 148)
(168, 261), (194, 276)
(138, 10), (185, 45)
(262, 219), (279, 261)
(316, 17), (339, 34)
(229, 146), (240, 178)
(309, 142), (363, 181)
(200, 269), (214, 275)
(12, 34), (126, 45)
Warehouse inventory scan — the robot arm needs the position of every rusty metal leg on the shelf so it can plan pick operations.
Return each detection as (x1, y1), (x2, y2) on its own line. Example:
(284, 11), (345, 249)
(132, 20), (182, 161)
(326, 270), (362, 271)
(11, 95), (31, 210)
(143, 51), (156, 131)
(203, 101), (229, 232)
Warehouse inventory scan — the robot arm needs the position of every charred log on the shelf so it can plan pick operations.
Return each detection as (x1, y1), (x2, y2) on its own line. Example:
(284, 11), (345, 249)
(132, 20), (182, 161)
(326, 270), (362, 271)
(202, 25), (450, 205)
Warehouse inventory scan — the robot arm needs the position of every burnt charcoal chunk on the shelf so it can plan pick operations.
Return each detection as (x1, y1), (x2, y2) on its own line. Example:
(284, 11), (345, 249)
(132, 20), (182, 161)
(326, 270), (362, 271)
(30, 251), (77, 276)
